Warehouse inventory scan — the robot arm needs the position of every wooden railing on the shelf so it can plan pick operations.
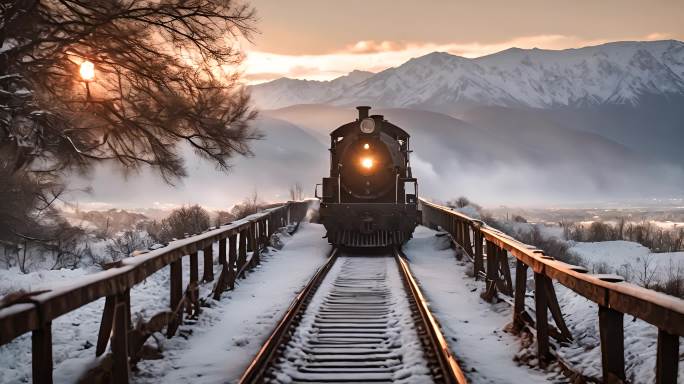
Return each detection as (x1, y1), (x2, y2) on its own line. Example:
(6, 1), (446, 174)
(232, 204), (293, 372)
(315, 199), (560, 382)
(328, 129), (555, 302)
(420, 198), (683, 384)
(0, 200), (311, 384)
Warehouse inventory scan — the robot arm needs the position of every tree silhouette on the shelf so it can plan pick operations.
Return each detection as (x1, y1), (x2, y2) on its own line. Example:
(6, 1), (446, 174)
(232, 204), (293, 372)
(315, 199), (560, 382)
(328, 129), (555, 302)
(0, 0), (259, 257)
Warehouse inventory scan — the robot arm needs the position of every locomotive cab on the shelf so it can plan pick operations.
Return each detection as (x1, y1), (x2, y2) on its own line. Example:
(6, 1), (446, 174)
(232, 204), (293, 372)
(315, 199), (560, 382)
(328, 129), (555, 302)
(317, 106), (418, 247)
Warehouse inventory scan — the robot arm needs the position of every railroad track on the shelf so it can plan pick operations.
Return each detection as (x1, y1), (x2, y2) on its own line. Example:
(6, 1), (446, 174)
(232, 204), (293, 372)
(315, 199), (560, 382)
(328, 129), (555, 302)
(240, 248), (467, 383)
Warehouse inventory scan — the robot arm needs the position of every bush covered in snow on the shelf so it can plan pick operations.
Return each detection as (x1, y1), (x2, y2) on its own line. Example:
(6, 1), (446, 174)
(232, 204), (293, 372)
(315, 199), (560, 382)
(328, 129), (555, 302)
(452, 196), (684, 298)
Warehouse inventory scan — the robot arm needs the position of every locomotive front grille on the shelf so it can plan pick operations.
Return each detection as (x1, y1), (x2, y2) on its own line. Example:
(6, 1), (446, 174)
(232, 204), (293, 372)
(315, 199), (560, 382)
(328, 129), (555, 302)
(329, 230), (411, 247)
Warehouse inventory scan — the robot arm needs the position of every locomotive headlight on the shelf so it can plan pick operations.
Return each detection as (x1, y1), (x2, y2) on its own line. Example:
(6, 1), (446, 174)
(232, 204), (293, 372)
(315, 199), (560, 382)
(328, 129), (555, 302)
(361, 157), (374, 169)
(363, 143), (370, 150)
(360, 118), (375, 134)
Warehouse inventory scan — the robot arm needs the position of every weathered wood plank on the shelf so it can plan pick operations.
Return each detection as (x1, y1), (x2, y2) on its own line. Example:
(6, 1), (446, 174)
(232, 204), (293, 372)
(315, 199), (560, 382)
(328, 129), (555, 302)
(112, 292), (130, 384)
(534, 272), (550, 368)
(228, 234), (237, 290)
(542, 276), (572, 342)
(32, 322), (53, 384)
(218, 238), (227, 265)
(656, 328), (679, 384)
(497, 247), (513, 296)
(202, 245), (214, 282)
(513, 260), (528, 331)
(168, 260), (183, 337)
(96, 295), (115, 356)
(598, 305), (625, 383)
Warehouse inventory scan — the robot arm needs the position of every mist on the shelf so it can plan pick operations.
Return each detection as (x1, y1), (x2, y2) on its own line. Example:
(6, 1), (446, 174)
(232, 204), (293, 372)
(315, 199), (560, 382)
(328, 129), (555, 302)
(65, 105), (684, 212)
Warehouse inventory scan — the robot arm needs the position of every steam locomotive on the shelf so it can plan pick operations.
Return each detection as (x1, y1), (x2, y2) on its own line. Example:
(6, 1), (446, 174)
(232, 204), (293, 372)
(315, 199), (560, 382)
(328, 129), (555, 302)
(317, 106), (419, 247)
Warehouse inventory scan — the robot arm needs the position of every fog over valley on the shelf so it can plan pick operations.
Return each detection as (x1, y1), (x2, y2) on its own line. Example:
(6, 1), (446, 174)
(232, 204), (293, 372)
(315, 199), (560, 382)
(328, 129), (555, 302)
(68, 41), (684, 211)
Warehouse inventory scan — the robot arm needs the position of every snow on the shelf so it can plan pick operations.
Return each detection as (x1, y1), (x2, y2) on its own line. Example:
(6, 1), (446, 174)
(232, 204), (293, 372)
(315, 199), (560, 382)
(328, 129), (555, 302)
(273, 255), (432, 382)
(0, 268), (92, 297)
(249, 40), (684, 110)
(0, 244), (221, 383)
(132, 223), (331, 384)
(403, 226), (555, 383)
(568, 240), (684, 282)
(250, 70), (374, 110)
(554, 282), (684, 382)
(404, 226), (683, 383)
(0, 223), (329, 384)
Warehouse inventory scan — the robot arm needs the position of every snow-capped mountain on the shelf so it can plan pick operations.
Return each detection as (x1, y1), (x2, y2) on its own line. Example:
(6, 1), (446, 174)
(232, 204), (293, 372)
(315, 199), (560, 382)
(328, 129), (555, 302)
(249, 40), (684, 111)
(249, 70), (373, 110)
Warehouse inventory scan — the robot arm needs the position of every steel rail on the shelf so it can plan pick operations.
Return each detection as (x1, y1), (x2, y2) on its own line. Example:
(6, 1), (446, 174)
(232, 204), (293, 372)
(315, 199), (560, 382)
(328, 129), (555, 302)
(239, 247), (340, 383)
(393, 247), (469, 384)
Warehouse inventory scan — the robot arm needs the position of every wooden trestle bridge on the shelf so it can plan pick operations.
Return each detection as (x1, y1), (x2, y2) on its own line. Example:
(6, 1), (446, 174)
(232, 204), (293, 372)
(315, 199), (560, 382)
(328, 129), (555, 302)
(0, 199), (682, 383)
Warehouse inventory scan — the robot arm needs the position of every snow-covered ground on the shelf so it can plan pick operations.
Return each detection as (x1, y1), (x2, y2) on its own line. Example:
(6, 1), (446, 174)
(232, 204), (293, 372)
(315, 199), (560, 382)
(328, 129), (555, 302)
(553, 283), (684, 382)
(569, 240), (684, 281)
(405, 226), (683, 383)
(132, 223), (330, 384)
(0, 223), (330, 383)
(403, 226), (556, 383)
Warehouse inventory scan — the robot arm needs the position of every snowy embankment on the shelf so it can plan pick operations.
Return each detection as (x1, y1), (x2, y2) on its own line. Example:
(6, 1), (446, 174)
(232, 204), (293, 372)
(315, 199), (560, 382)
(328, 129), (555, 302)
(405, 226), (683, 383)
(569, 240), (684, 282)
(554, 242), (684, 382)
(133, 223), (330, 384)
(403, 226), (555, 383)
(0, 223), (330, 384)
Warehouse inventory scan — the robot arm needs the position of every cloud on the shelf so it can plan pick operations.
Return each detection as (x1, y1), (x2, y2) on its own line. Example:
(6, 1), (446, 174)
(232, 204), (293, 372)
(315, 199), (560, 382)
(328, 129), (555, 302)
(347, 40), (408, 54)
(241, 33), (675, 84)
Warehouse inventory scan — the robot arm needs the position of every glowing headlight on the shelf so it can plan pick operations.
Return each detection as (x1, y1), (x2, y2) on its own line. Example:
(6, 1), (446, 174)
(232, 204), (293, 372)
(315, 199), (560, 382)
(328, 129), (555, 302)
(363, 143), (370, 150)
(361, 157), (374, 169)
(360, 118), (375, 134)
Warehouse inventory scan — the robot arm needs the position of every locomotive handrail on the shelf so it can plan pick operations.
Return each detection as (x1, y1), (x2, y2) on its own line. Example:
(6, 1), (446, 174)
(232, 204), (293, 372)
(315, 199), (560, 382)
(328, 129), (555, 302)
(419, 198), (683, 382)
(0, 200), (312, 384)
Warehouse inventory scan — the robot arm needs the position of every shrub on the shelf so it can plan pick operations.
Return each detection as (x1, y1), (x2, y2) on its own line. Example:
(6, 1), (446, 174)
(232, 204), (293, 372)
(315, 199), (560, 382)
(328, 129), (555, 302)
(158, 205), (211, 242)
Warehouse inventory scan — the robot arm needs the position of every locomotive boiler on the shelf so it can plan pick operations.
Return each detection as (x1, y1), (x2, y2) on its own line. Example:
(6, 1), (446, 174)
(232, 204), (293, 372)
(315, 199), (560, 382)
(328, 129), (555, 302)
(317, 106), (419, 247)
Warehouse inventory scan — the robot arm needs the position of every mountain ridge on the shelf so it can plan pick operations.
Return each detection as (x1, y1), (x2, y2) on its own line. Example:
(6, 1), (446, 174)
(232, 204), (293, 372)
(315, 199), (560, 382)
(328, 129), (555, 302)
(249, 40), (684, 111)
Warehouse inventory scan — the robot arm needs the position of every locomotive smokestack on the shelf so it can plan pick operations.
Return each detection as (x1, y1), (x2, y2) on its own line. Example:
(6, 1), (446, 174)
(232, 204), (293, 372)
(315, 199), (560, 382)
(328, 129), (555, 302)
(357, 106), (371, 120)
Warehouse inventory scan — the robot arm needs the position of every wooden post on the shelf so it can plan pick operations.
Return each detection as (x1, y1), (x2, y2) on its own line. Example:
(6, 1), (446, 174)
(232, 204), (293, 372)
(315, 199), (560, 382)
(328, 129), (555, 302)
(112, 291), (130, 384)
(497, 247), (514, 296)
(534, 272), (550, 368)
(481, 240), (498, 301)
(247, 223), (254, 252)
(462, 223), (473, 257)
(543, 277), (572, 342)
(261, 219), (268, 243)
(168, 259), (183, 337)
(656, 328), (679, 384)
(238, 229), (248, 274)
(453, 219), (461, 244)
(513, 260), (528, 331)
(202, 245), (214, 282)
(190, 252), (198, 284)
(474, 231), (484, 279)
(218, 238), (227, 265)
(189, 251), (199, 315)
(32, 322), (53, 384)
(228, 234), (237, 290)
(96, 296), (116, 356)
(252, 221), (262, 266)
(598, 306), (625, 383)
(486, 241), (497, 281)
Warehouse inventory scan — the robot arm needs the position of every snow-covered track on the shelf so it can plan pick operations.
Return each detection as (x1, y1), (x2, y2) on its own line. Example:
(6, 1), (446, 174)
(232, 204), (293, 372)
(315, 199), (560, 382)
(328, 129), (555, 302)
(240, 248), (467, 383)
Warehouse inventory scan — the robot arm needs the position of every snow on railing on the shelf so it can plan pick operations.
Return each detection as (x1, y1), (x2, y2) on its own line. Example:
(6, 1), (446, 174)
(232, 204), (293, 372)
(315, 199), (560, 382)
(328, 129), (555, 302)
(0, 200), (312, 384)
(420, 198), (684, 383)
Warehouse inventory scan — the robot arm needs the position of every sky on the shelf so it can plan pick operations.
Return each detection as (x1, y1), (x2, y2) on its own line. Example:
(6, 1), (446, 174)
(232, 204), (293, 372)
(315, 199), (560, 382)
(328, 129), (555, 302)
(241, 0), (684, 83)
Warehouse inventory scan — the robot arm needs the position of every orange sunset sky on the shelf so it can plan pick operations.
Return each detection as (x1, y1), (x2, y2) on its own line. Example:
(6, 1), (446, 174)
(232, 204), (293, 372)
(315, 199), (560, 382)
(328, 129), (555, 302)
(240, 0), (684, 83)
